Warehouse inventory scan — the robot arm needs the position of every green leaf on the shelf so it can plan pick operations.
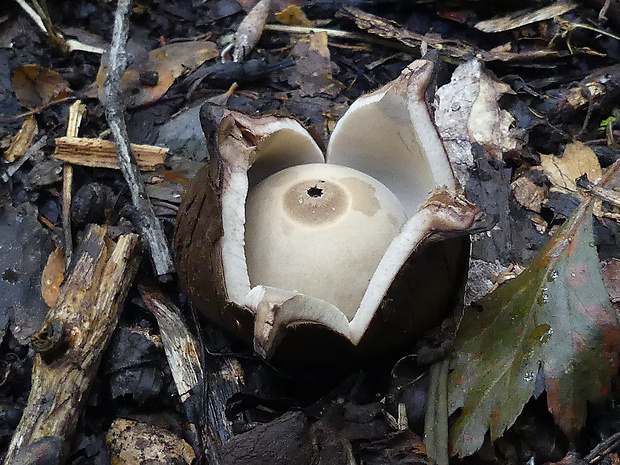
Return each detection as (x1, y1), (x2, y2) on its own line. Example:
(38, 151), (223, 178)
(448, 200), (620, 457)
(599, 115), (617, 130)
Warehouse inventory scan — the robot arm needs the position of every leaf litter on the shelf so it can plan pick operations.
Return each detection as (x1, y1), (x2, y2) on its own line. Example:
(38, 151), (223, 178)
(449, 175), (620, 456)
(4, 0), (620, 463)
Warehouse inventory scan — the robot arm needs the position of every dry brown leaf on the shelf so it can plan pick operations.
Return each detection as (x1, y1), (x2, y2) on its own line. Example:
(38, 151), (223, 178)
(475, 0), (578, 33)
(97, 40), (218, 107)
(12, 64), (73, 108)
(289, 32), (343, 98)
(540, 141), (603, 192)
(41, 247), (65, 308)
(341, 6), (575, 63)
(511, 169), (548, 213)
(435, 59), (518, 186)
(275, 4), (311, 26)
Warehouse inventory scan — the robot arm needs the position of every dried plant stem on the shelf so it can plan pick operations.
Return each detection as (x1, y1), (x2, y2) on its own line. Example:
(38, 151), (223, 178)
(264, 24), (416, 53)
(0, 136), (47, 183)
(100, 0), (174, 278)
(62, 164), (73, 267)
(13, 0), (46, 33)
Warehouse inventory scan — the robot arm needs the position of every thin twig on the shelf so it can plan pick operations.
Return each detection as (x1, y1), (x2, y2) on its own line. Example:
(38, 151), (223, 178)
(599, 0), (612, 22)
(9, 96), (77, 120)
(264, 24), (418, 54)
(62, 165), (73, 267)
(576, 84), (595, 139)
(0, 136), (47, 183)
(586, 431), (620, 463)
(100, 0), (174, 279)
(61, 101), (86, 269)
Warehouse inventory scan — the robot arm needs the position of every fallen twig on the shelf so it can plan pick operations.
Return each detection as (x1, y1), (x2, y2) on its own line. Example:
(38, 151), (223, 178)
(61, 101), (86, 268)
(100, 0), (174, 279)
(264, 23), (418, 54)
(0, 135), (47, 183)
(222, 0), (271, 63)
(2, 226), (141, 465)
(586, 431), (620, 463)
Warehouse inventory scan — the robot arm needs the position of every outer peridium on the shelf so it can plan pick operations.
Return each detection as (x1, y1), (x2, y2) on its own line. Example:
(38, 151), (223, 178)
(178, 57), (471, 358)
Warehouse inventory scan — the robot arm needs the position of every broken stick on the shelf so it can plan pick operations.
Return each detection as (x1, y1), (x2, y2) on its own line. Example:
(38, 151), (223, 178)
(139, 285), (245, 465)
(3, 226), (141, 465)
(54, 136), (167, 171)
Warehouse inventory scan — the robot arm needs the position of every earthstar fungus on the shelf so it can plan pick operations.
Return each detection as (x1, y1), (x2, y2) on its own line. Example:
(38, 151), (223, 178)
(174, 57), (483, 359)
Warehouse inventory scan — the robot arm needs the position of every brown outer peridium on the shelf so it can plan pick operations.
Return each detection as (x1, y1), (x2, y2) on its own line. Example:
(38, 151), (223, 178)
(174, 58), (482, 360)
(174, 151), (474, 359)
(174, 105), (326, 350)
(174, 155), (255, 344)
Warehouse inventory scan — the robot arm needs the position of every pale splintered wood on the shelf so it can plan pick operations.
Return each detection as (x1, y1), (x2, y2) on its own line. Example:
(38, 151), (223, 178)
(54, 136), (167, 170)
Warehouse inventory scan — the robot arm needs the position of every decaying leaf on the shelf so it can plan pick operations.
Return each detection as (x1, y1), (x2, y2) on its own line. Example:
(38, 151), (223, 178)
(511, 170), (548, 213)
(97, 40), (218, 107)
(12, 64), (73, 108)
(435, 59), (518, 187)
(289, 32), (343, 98)
(448, 199), (620, 456)
(275, 4), (311, 26)
(106, 418), (195, 464)
(41, 247), (65, 308)
(339, 7), (573, 63)
(0, 186), (55, 343)
(540, 141), (603, 192)
(358, 430), (433, 465)
(474, 1), (578, 33)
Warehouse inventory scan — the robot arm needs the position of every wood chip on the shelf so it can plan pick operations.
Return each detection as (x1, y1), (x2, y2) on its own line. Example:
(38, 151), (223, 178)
(54, 136), (167, 170)
(4, 116), (38, 163)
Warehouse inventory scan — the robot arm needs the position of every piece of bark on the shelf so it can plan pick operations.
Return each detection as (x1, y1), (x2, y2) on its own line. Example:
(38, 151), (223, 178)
(3, 225), (141, 465)
(54, 136), (167, 170)
(357, 430), (433, 465)
(221, 409), (356, 465)
(139, 285), (245, 465)
(221, 411), (312, 465)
